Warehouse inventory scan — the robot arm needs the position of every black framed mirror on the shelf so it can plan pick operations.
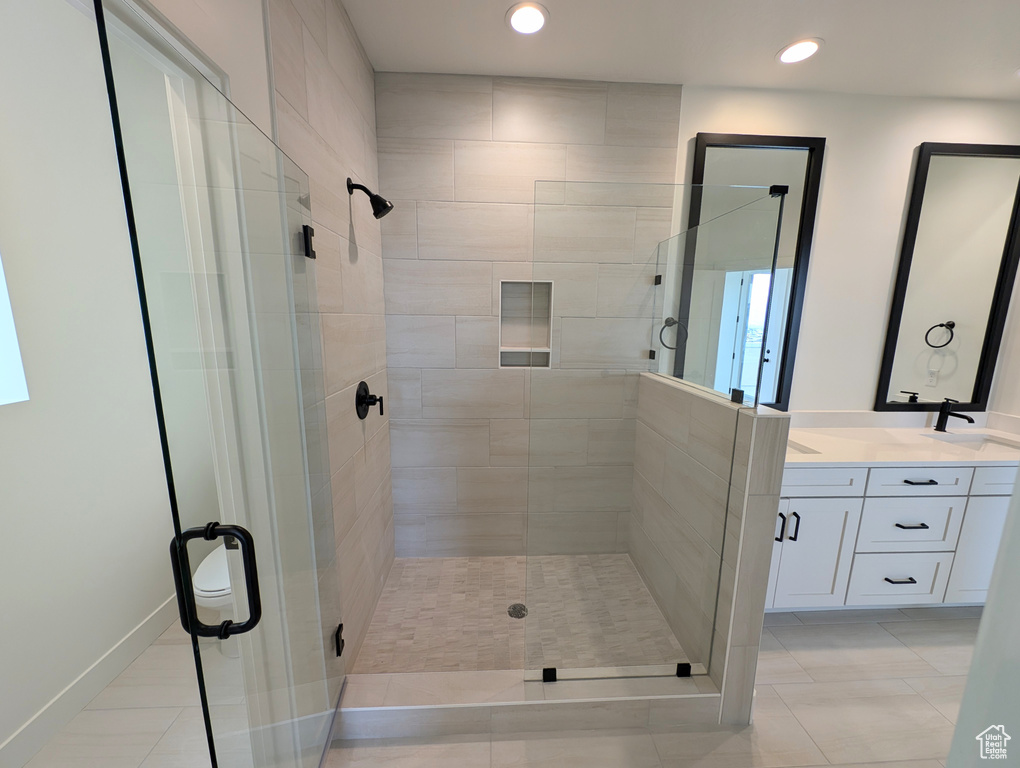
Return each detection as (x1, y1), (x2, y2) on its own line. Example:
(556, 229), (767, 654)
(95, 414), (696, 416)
(876, 142), (1020, 412)
(678, 133), (825, 411)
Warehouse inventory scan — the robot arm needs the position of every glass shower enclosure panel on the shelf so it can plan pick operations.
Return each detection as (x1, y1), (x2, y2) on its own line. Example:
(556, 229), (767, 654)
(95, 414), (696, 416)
(525, 182), (783, 682)
(99, 2), (337, 766)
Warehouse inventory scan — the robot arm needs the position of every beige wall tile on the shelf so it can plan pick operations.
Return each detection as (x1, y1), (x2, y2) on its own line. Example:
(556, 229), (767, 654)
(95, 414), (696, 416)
(322, 313), (386, 395)
(425, 513), (527, 557)
(688, 394), (740, 479)
(325, 381), (365, 475)
(332, 452), (359, 546)
(596, 263), (658, 318)
(531, 262), (598, 317)
(587, 418), (636, 466)
(457, 467), (529, 513)
(355, 423), (390, 512)
(528, 419), (589, 466)
(456, 316), (499, 369)
(565, 144), (678, 185)
(490, 262), (534, 315)
(634, 420), (667, 493)
(531, 370), (628, 419)
(559, 317), (654, 369)
(528, 466), (633, 513)
(390, 419), (490, 467)
(339, 242), (384, 315)
(378, 138), (454, 201)
(324, 0), (375, 127)
(392, 467), (456, 514)
(268, 0), (307, 118)
(394, 512), (427, 556)
(749, 415), (791, 496)
(527, 511), (621, 555)
(492, 78), (607, 145)
(661, 442), (728, 553)
(418, 201), (532, 262)
(634, 206), (675, 263)
(605, 83), (682, 148)
(380, 200), (417, 259)
(386, 368), (422, 419)
(376, 73), (492, 140)
(386, 315), (456, 368)
(489, 419), (529, 467)
(421, 369), (525, 418)
(637, 373), (691, 449)
(384, 260), (492, 315)
(454, 141), (566, 203)
(534, 204), (636, 264)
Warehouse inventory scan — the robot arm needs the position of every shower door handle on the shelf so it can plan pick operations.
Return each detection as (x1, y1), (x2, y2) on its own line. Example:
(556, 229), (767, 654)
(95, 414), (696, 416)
(170, 522), (262, 638)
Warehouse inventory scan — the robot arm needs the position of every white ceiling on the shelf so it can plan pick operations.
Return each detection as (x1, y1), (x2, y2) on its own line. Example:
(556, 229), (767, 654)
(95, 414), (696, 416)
(342, 0), (1020, 101)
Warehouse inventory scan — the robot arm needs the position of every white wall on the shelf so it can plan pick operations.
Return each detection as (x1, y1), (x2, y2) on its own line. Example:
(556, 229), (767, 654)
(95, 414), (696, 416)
(676, 87), (1020, 413)
(0, 1), (174, 763)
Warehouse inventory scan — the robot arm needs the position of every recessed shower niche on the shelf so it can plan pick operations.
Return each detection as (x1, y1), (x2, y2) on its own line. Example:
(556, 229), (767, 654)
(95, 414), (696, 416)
(499, 280), (552, 367)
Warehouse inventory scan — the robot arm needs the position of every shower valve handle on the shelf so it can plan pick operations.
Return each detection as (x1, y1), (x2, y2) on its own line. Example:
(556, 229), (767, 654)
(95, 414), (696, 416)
(355, 381), (384, 419)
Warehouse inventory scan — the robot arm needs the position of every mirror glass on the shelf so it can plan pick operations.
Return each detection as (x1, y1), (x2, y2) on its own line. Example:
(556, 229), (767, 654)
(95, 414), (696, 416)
(680, 134), (825, 410)
(878, 145), (1020, 410)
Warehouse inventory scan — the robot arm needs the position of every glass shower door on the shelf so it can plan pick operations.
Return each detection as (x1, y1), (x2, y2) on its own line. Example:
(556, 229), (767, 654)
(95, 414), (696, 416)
(96, 2), (338, 766)
(525, 182), (784, 683)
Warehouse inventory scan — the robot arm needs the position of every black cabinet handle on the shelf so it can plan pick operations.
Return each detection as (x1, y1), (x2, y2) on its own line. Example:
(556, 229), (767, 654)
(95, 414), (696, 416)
(895, 523), (930, 530)
(884, 577), (918, 585)
(170, 522), (262, 638)
(904, 479), (938, 486)
(355, 380), (384, 419)
(775, 512), (787, 542)
(788, 511), (801, 541)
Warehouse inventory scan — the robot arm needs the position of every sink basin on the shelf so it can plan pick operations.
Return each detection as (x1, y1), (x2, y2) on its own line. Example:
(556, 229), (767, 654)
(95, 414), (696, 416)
(786, 440), (821, 455)
(924, 432), (1020, 451)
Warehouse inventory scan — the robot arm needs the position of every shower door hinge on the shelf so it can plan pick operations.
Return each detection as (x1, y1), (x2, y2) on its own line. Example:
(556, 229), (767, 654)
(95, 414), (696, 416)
(648, 349), (656, 360)
(676, 663), (692, 678)
(730, 388), (745, 404)
(542, 668), (557, 683)
(654, 274), (662, 285)
(335, 623), (345, 657)
(302, 224), (316, 260)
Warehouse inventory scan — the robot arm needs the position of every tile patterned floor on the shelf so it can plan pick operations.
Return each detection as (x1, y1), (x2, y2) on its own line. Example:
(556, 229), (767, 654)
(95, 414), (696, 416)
(351, 555), (688, 674)
(25, 602), (978, 768)
(329, 606), (979, 767)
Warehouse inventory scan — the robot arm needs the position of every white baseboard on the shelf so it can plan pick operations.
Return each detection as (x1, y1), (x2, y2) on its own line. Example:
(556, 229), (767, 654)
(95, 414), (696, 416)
(0, 596), (178, 768)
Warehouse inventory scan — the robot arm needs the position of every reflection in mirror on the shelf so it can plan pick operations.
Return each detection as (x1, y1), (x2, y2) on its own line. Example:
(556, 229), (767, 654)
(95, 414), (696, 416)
(676, 134), (825, 409)
(877, 144), (1020, 412)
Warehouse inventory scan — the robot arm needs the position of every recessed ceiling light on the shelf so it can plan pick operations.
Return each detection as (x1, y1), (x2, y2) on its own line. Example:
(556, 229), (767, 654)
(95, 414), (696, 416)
(778, 38), (822, 64)
(507, 2), (547, 34)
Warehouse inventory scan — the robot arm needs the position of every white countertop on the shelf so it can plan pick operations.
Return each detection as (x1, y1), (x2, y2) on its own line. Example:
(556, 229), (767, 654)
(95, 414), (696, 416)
(785, 427), (1020, 468)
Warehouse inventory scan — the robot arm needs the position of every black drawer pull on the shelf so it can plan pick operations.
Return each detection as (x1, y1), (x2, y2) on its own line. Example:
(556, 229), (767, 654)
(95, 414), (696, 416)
(895, 523), (930, 530)
(903, 479), (938, 486)
(775, 512), (787, 542)
(884, 577), (918, 585)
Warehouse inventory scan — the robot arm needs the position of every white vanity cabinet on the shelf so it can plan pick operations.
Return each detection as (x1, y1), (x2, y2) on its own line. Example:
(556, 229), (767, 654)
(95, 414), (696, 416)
(766, 462), (1016, 611)
(768, 497), (862, 608)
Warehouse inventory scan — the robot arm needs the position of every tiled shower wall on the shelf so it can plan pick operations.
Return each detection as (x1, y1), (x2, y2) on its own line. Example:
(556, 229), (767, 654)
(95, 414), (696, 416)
(267, 0), (393, 673)
(375, 74), (683, 556)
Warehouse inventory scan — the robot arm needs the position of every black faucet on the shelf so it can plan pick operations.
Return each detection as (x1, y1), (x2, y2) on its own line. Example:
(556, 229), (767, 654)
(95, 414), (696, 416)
(934, 398), (976, 433)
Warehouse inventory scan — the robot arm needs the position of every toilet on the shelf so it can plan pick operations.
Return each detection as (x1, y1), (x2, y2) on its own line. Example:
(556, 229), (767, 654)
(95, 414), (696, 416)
(192, 545), (238, 656)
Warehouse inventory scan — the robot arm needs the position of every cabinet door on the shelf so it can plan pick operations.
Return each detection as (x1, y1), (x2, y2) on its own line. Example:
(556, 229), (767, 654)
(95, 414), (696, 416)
(772, 498), (863, 609)
(765, 499), (791, 610)
(944, 496), (1010, 603)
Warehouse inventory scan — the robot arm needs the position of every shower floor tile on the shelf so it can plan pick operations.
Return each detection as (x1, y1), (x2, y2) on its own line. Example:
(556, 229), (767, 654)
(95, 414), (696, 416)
(352, 554), (688, 674)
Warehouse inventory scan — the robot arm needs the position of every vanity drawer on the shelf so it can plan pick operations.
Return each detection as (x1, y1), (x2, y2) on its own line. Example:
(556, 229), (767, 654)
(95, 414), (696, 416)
(970, 466), (1018, 496)
(845, 552), (953, 605)
(781, 467), (868, 497)
(865, 467), (973, 497)
(856, 497), (965, 553)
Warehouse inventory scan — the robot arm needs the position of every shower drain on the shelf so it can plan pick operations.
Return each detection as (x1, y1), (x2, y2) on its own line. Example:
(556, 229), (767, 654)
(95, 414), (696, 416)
(507, 603), (528, 619)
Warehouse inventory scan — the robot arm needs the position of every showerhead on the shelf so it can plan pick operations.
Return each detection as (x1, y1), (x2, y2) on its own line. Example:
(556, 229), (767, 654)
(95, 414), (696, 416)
(347, 177), (394, 219)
